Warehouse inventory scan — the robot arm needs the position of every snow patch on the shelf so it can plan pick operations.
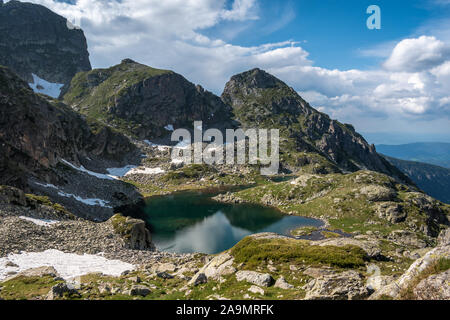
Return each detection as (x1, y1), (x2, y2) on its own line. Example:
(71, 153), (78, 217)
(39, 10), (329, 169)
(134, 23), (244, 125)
(106, 165), (137, 177)
(19, 216), (59, 227)
(171, 159), (184, 165)
(61, 159), (115, 180)
(28, 74), (64, 99)
(106, 165), (165, 177)
(164, 124), (174, 131)
(34, 182), (112, 208)
(174, 140), (191, 150)
(124, 167), (165, 176)
(144, 140), (171, 151)
(0, 250), (134, 281)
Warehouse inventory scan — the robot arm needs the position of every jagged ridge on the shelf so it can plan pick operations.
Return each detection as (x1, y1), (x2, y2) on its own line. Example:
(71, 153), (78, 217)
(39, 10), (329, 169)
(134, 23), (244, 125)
(222, 68), (410, 181)
(63, 59), (233, 139)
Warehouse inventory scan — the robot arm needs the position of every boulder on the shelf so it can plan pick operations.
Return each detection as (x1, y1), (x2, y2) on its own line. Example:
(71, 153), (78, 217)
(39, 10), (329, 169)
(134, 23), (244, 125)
(370, 244), (450, 299)
(236, 271), (274, 287)
(156, 271), (174, 280)
(360, 185), (396, 202)
(438, 228), (450, 246)
(46, 283), (79, 300)
(365, 275), (394, 292)
(197, 252), (236, 280)
(128, 285), (151, 297)
(248, 285), (265, 295)
(156, 263), (177, 273)
(189, 273), (207, 286)
(304, 270), (369, 300)
(110, 214), (153, 250)
(376, 202), (406, 223)
(10, 266), (59, 281)
(413, 270), (450, 300)
(0, 186), (27, 206)
(274, 276), (294, 290)
(388, 230), (427, 248)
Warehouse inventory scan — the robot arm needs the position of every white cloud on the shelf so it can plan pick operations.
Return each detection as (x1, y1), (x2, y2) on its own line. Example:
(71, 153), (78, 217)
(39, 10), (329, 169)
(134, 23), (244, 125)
(220, 0), (259, 21)
(383, 36), (450, 72)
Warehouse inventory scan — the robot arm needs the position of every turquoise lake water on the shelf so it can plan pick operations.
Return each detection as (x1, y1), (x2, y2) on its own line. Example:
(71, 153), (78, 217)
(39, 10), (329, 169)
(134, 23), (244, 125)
(143, 189), (323, 254)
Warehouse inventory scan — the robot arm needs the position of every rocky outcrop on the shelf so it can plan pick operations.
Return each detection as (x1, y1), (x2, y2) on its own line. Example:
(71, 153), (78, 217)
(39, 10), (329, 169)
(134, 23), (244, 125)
(127, 285), (151, 297)
(221, 68), (410, 181)
(0, 0), (91, 91)
(376, 202), (406, 223)
(405, 192), (449, 236)
(235, 271), (274, 287)
(10, 266), (59, 281)
(370, 244), (450, 299)
(63, 59), (233, 140)
(413, 270), (450, 300)
(46, 283), (79, 300)
(304, 270), (369, 300)
(189, 273), (208, 286)
(0, 66), (137, 190)
(109, 214), (153, 250)
(274, 276), (294, 290)
(195, 252), (236, 281)
(438, 229), (450, 246)
(360, 185), (397, 202)
(0, 185), (76, 221)
(365, 275), (394, 292)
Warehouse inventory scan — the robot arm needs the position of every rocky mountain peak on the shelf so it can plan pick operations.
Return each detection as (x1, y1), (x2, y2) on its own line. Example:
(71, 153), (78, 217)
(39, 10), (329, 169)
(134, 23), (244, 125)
(0, 0), (91, 96)
(63, 60), (233, 140)
(222, 68), (411, 182)
(121, 58), (138, 65)
(228, 68), (284, 90)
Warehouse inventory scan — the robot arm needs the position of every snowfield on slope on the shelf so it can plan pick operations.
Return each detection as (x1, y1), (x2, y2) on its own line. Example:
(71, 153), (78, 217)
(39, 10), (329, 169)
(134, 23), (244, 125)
(35, 182), (112, 208)
(0, 250), (135, 281)
(19, 216), (59, 227)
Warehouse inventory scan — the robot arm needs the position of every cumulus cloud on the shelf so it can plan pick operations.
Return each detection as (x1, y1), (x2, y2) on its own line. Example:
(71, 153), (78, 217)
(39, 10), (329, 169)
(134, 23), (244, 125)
(383, 36), (450, 72)
(25, 0), (450, 141)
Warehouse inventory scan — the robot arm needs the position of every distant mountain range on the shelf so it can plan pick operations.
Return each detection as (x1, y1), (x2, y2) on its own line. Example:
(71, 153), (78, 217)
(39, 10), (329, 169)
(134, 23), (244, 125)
(376, 142), (450, 169)
(383, 156), (450, 204)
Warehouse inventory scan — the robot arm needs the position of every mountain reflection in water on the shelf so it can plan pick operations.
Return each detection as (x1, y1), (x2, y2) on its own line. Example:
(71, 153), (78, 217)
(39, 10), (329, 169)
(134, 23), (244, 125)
(143, 189), (322, 254)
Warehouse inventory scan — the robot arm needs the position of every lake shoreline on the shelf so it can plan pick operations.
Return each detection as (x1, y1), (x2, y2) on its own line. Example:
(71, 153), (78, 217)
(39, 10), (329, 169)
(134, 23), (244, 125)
(135, 186), (327, 254)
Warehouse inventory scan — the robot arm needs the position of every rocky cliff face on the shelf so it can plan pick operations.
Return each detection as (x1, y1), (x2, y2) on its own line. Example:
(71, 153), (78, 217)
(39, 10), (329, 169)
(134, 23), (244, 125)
(0, 0), (91, 93)
(63, 59), (233, 140)
(222, 68), (409, 181)
(0, 65), (137, 189)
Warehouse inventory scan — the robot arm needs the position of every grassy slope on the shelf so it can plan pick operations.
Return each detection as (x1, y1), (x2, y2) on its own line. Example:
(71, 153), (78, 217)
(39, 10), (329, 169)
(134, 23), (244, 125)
(225, 170), (449, 238)
(63, 61), (171, 137)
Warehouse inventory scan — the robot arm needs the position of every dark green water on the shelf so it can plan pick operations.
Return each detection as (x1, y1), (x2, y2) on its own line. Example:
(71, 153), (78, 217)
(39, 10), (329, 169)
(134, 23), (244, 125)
(143, 189), (323, 254)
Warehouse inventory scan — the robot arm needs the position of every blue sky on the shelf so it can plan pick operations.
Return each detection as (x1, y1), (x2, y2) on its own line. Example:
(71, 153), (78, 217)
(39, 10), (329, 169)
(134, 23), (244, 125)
(22, 0), (450, 144)
(208, 0), (449, 70)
